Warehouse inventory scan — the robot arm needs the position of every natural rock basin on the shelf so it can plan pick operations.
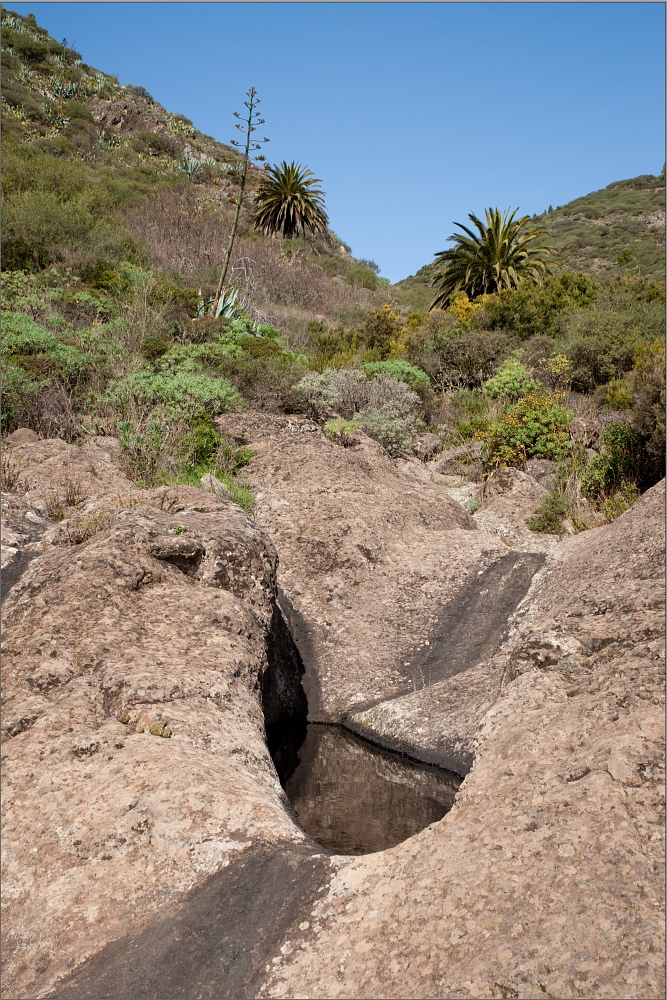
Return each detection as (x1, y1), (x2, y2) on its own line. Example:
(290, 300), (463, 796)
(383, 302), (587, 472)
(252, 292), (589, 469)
(278, 723), (462, 855)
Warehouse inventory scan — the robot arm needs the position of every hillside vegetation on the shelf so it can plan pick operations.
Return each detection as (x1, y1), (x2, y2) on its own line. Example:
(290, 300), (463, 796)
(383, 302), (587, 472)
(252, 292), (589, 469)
(0, 8), (390, 338)
(1, 7), (665, 535)
(398, 171), (665, 311)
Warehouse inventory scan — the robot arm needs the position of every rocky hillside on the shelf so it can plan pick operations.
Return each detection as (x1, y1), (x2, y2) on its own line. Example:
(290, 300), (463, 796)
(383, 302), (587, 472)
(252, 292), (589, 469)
(0, 7), (393, 342)
(398, 170), (666, 309)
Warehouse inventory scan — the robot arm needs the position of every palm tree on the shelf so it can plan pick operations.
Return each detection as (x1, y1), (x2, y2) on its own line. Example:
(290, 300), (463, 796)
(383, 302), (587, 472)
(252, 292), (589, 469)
(429, 207), (552, 311)
(252, 161), (328, 239)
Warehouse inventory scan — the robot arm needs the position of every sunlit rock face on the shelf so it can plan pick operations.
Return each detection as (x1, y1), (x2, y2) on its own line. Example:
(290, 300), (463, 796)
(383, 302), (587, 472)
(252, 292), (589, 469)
(1, 428), (664, 1000)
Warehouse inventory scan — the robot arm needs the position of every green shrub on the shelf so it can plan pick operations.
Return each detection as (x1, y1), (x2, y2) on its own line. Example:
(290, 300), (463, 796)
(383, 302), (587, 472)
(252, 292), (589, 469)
(213, 337), (309, 412)
(185, 411), (220, 464)
(481, 391), (572, 468)
(296, 368), (423, 454)
(629, 339), (665, 470)
(482, 358), (542, 401)
(140, 331), (175, 361)
(107, 369), (242, 418)
(63, 100), (94, 123)
(346, 264), (380, 290)
(599, 378), (633, 410)
(2, 311), (93, 382)
(408, 327), (512, 391)
(131, 131), (180, 159)
(360, 306), (402, 358)
(118, 417), (174, 486)
(323, 417), (361, 446)
(582, 421), (643, 499)
(171, 425), (255, 514)
(525, 491), (569, 534)
(479, 273), (597, 340)
(361, 359), (430, 388)
(357, 398), (422, 455)
(2, 191), (94, 270)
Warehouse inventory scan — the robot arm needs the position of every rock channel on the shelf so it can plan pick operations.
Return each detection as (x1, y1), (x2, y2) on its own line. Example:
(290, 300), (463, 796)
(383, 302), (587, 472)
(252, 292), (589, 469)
(1, 418), (664, 999)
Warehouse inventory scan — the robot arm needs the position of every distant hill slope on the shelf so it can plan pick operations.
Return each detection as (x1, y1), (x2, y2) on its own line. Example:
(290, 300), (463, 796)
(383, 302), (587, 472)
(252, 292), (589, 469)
(539, 173), (665, 280)
(396, 172), (665, 310)
(0, 7), (392, 339)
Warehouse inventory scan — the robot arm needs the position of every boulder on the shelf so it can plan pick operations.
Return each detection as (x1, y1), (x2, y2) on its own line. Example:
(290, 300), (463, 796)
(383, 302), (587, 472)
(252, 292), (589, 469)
(4, 427), (39, 445)
(476, 467), (555, 552)
(260, 481), (666, 1000)
(2, 423), (663, 1000)
(524, 458), (558, 490)
(216, 411), (503, 721)
(1, 451), (304, 999)
(410, 432), (442, 461)
(481, 465), (539, 500)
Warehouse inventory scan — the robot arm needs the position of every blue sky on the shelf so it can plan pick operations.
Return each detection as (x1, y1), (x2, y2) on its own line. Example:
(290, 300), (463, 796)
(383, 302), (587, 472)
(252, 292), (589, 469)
(10, 2), (666, 282)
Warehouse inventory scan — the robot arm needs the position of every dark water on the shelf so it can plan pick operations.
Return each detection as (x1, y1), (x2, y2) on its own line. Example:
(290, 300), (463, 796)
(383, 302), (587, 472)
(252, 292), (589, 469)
(281, 724), (461, 855)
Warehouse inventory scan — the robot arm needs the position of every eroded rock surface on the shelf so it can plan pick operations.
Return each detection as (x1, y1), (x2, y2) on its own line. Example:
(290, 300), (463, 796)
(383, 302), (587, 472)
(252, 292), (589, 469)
(261, 481), (666, 1000)
(217, 412), (511, 727)
(1, 426), (664, 1000)
(1, 440), (314, 999)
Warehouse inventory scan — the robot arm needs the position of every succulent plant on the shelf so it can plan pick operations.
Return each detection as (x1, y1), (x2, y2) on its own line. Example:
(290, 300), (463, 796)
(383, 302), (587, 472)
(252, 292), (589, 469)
(179, 155), (203, 179)
(219, 162), (244, 175)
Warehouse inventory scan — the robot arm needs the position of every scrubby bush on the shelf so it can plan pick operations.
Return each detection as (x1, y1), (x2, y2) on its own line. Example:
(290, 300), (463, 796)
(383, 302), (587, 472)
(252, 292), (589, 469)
(525, 491), (569, 534)
(131, 131), (180, 159)
(2, 191), (94, 270)
(481, 391), (572, 468)
(296, 368), (422, 454)
(482, 358), (542, 401)
(598, 378), (633, 411)
(323, 417), (361, 446)
(360, 305), (402, 358)
(1, 311), (98, 434)
(297, 368), (368, 418)
(629, 340), (665, 468)
(356, 395), (422, 455)
(107, 369), (242, 419)
(478, 272), (597, 340)
(361, 359), (430, 388)
(582, 421), (644, 499)
(407, 324), (512, 392)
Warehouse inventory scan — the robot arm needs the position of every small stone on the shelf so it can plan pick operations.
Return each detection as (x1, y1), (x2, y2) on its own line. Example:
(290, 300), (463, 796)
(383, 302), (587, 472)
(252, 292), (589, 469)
(201, 473), (231, 499)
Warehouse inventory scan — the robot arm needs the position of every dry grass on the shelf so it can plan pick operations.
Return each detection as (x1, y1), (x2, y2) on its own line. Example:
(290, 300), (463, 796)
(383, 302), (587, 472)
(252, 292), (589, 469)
(1, 453), (25, 493)
(64, 509), (111, 544)
(121, 182), (397, 341)
(4, 386), (82, 442)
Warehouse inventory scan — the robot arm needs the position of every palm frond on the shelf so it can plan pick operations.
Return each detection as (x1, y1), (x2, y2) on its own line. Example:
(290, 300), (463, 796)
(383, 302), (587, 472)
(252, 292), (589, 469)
(252, 161), (328, 239)
(430, 207), (552, 310)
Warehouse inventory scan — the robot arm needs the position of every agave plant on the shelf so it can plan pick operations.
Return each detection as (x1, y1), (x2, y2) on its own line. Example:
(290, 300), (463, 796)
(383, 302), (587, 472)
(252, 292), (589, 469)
(219, 161), (244, 174)
(196, 287), (244, 320)
(430, 208), (553, 310)
(179, 155), (203, 180)
(53, 80), (78, 100)
(83, 72), (110, 97)
(252, 161), (328, 239)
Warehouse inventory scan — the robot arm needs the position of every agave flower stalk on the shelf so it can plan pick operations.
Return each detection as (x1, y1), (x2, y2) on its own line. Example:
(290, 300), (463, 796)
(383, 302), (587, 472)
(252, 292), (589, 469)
(211, 87), (269, 317)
